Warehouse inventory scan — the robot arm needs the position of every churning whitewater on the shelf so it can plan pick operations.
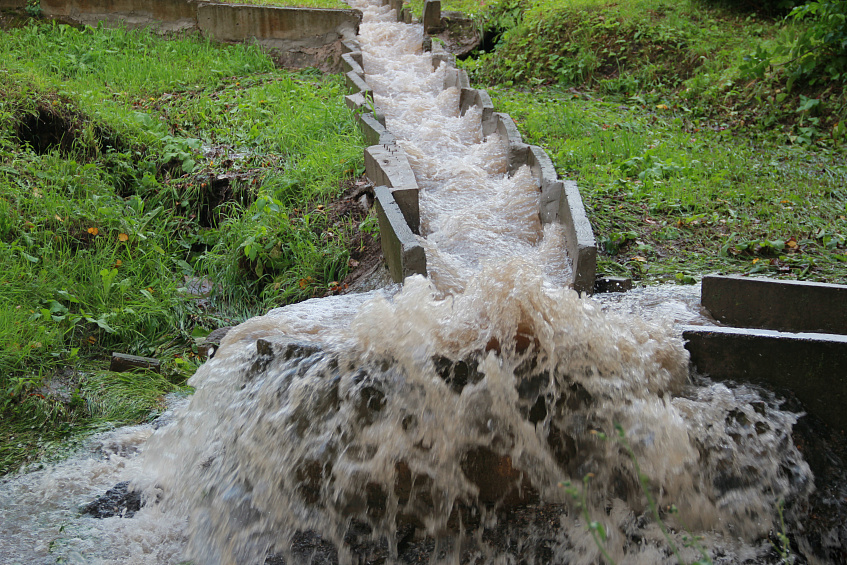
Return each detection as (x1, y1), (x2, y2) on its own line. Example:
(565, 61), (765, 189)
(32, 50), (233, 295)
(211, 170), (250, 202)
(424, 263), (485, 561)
(0, 1), (816, 564)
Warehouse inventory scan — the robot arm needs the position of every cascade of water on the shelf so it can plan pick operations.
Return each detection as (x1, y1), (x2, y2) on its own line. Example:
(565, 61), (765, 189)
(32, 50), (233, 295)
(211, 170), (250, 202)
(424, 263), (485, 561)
(0, 3), (819, 565)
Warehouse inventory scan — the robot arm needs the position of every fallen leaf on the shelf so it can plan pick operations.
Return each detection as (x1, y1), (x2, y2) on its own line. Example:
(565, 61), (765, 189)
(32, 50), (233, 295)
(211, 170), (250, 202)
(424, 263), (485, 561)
(348, 258), (360, 268)
(656, 104), (669, 110)
(118, 233), (129, 242)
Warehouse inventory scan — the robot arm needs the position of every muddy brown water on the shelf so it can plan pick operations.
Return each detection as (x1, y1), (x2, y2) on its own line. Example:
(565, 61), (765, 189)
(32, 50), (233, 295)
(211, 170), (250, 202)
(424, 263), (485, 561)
(1, 2), (845, 564)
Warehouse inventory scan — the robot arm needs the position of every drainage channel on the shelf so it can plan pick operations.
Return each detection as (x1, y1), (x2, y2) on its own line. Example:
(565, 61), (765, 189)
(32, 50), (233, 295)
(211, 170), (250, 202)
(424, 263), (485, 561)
(0, 2), (843, 565)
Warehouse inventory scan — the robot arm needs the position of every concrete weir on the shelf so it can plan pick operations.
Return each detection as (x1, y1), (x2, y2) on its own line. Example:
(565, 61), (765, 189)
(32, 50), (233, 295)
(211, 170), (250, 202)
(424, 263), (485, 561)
(686, 275), (847, 431)
(35, 0), (362, 71)
(346, 0), (597, 294)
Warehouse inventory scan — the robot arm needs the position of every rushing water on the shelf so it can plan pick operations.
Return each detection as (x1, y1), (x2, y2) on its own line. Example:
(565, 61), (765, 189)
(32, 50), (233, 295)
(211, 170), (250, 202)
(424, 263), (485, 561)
(0, 2), (823, 564)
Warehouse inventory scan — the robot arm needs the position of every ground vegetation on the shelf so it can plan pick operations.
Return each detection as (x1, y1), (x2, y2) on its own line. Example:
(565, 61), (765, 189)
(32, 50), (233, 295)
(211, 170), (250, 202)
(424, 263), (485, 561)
(0, 19), (367, 474)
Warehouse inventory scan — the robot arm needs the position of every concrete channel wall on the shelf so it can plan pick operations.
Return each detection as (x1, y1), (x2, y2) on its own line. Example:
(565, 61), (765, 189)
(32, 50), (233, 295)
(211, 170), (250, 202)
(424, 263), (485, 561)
(34, 0), (361, 71)
(345, 0), (597, 294)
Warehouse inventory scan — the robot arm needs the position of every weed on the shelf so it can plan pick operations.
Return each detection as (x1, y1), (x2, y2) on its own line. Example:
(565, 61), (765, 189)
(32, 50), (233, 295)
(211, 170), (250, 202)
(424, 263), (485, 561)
(0, 22), (364, 474)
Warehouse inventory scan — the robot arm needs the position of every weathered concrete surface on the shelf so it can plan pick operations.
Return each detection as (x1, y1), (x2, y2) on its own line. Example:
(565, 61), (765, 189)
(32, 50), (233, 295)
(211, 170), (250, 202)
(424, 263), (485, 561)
(494, 113), (529, 176)
(431, 52), (455, 70)
(423, 0), (441, 33)
(345, 70), (372, 99)
(559, 180), (597, 295)
(341, 52), (364, 75)
(357, 113), (396, 146)
(389, 0), (402, 22)
(42, 0), (198, 32)
(374, 186), (426, 282)
(0, 0), (26, 9)
(683, 325), (847, 431)
(364, 144), (417, 191)
(443, 67), (470, 90)
(459, 88), (495, 138)
(198, 4), (359, 45)
(526, 145), (562, 225)
(702, 275), (847, 334)
(341, 38), (360, 53)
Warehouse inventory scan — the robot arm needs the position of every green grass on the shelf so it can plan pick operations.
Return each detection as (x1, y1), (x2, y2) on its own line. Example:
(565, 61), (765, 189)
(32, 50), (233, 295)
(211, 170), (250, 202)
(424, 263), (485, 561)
(491, 86), (847, 283)
(0, 22), (365, 474)
(460, 0), (845, 144)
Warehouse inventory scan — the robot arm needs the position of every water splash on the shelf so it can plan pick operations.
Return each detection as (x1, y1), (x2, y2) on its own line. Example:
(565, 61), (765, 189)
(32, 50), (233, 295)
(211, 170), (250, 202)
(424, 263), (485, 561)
(0, 2), (818, 564)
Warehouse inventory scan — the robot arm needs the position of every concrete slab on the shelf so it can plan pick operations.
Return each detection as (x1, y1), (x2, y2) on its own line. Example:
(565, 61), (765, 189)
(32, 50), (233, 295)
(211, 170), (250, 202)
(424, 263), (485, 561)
(42, 0), (197, 31)
(459, 88), (495, 137)
(341, 38), (360, 53)
(0, 0), (26, 8)
(364, 144), (418, 191)
(431, 52), (455, 70)
(526, 145), (563, 225)
(559, 180), (597, 295)
(494, 113), (529, 176)
(683, 325), (847, 431)
(423, 0), (441, 34)
(357, 113), (396, 146)
(702, 275), (847, 334)
(345, 92), (367, 112)
(374, 186), (426, 282)
(197, 4), (360, 46)
(341, 52), (364, 75)
(389, 0), (403, 22)
(345, 70), (372, 99)
(443, 67), (470, 90)
(364, 145), (420, 233)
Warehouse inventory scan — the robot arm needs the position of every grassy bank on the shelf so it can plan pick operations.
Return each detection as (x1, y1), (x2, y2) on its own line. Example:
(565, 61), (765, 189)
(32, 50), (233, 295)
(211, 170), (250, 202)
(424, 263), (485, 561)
(447, 0), (846, 283)
(0, 21), (365, 474)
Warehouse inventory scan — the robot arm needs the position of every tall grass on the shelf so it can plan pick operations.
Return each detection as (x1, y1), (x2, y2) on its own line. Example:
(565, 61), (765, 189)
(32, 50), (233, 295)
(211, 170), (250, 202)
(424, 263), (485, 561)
(0, 22), (365, 474)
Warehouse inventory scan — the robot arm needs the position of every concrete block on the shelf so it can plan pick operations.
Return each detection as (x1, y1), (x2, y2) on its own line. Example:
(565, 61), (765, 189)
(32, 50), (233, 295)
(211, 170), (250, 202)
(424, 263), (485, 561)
(365, 145), (420, 233)
(389, 0), (403, 21)
(110, 352), (161, 373)
(494, 113), (529, 175)
(41, 0), (198, 32)
(702, 275), (847, 334)
(374, 186), (426, 282)
(559, 180), (597, 295)
(431, 52), (454, 70)
(459, 88), (495, 137)
(197, 5), (361, 47)
(341, 38), (360, 54)
(594, 276), (632, 293)
(390, 188), (420, 235)
(345, 92), (367, 112)
(357, 113), (396, 147)
(402, 6), (412, 24)
(683, 325), (847, 431)
(364, 144), (418, 191)
(345, 70), (372, 99)
(443, 67), (470, 90)
(526, 145), (563, 225)
(341, 52), (364, 75)
(423, 0), (442, 33)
